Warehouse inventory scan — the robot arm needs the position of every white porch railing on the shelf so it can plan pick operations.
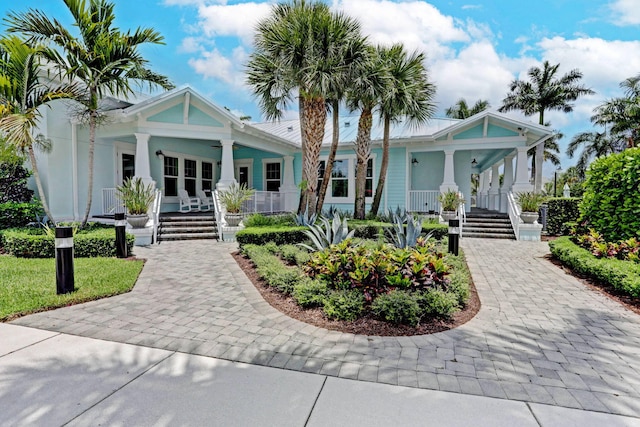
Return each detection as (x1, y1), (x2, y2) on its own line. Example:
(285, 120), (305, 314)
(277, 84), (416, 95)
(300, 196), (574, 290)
(408, 190), (440, 213)
(212, 189), (223, 227)
(102, 188), (126, 215)
(152, 189), (162, 244)
(507, 191), (521, 240)
(242, 191), (285, 214)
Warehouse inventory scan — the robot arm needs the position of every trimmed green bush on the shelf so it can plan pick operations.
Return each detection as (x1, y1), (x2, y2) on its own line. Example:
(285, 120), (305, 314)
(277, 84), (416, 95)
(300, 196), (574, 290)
(244, 213), (295, 227)
(323, 290), (365, 321)
(0, 202), (42, 229)
(422, 223), (448, 240)
(443, 252), (471, 305)
(236, 226), (307, 247)
(372, 290), (421, 326)
(417, 289), (460, 318)
(242, 244), (303, 294)
(279, 244), (311, 265)
(546, 198), (580, 236)
(579, 147), (640, 241)
(292, 278), (328, 308)
(549, 236), (640, 297)
(1, 228), (135, 258)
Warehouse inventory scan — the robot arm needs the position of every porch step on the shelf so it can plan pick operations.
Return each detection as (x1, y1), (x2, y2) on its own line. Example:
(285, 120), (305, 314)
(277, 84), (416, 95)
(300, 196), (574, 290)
(158, 213), (219, 242)
(462, 208), (515, 240)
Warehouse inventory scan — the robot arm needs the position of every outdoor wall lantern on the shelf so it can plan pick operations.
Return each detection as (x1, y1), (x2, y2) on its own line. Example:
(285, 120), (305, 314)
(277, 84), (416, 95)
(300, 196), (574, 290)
(155, 150), (164, 157)
(55, 227), (75, 294)
(411, 157), (419, 165)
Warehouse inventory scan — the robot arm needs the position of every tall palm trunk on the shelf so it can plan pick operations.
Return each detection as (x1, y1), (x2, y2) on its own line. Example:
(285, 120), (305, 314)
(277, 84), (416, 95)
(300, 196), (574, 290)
(354, 106), (372, 219)
(299, 96), (326, 216)
(316, 100), (340, 214)
(27, 146), (55, 224)
(81, 110), (97, 227)
(370, 113), (390, 217)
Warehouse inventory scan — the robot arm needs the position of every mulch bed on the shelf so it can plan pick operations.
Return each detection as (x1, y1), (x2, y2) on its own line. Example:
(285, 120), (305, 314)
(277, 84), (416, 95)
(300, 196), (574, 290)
(232, 251), (481, 337)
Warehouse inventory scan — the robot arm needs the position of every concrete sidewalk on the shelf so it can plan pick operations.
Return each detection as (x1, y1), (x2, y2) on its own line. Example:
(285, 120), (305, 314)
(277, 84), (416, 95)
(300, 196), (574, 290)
(2, 323), (639, 426)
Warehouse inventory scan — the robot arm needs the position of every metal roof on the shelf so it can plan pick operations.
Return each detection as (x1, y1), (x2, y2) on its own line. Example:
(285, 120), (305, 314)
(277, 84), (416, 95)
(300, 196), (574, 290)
(251, 115), (461, 147)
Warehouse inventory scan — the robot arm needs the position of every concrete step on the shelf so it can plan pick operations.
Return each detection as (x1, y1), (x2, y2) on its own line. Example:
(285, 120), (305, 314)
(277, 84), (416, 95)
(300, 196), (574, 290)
(161, 216), (214, 222)
(158, 233), (219, 241)
(463, 226), (514, 234)
(464, 220), (511, 227)
(463, 232), (515, 239)
(159, 220), (216, 227)
(161, 226), (218, 234)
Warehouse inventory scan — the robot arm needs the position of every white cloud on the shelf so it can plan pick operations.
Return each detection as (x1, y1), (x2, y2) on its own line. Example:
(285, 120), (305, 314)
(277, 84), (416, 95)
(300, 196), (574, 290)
(461, 4), (482, 10)
(163, 0), (226, 6)
(178, 36), (203, 53)
(609, 0), (640, 26)
(197, 2), (272, 45)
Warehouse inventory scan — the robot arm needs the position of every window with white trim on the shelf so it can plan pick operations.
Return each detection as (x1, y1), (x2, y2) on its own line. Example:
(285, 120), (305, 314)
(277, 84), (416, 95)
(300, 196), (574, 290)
(164, 156), (178, 197)
(184, 159), (197, 196)
(319, 155), (375, 204)
(202, 162), (213, 192)
(264, 161), (281, 191)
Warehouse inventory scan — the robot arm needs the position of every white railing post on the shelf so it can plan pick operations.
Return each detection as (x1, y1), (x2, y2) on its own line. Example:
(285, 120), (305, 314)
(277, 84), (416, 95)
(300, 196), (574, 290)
(507, 191), (520, 240)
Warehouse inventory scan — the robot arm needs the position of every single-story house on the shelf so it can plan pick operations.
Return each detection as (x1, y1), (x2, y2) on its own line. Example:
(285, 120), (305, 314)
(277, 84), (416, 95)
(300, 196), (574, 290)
(31, 85), (553, 241)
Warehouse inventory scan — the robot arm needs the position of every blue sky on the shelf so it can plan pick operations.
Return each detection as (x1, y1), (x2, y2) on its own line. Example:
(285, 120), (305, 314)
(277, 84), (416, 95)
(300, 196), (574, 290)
(1, 0), (639, 168)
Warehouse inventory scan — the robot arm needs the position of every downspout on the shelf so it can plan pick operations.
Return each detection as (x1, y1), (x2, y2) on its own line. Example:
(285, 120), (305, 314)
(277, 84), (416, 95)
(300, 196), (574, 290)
(71, 121), (79, 221)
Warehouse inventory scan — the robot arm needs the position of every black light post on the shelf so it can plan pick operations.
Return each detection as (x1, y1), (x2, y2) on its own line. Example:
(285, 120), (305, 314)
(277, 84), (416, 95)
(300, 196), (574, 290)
(55, 227), (74, 294)
(553, 167), (562, 197)
(115, 213), (127, 258)
(448, 219), (460, 256)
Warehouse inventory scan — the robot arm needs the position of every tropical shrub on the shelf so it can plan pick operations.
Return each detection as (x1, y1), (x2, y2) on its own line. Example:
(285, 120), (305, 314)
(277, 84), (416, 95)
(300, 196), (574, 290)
(0, 202), (42, 229)
(0, 162), (33, 203)
(323, 290), (365, 321)
(292, 278), (328, 308)
(574, 230), (640, 263)
(242, 244), (304, 294)
(244, 213), (295, 227)
(546, 198), (580, 236)
(278, 244), (311, 265)
(516, 191), (547, 212)
(416, 289), (460, 318)
(385, 211), (423, 248)
(579, 147), (640, 241)
(371, 290), (421, 326)
(550, 236), (640, 297)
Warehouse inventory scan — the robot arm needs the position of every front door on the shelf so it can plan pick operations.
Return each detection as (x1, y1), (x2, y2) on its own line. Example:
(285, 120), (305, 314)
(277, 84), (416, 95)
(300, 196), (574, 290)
(238, 166), (249, 187)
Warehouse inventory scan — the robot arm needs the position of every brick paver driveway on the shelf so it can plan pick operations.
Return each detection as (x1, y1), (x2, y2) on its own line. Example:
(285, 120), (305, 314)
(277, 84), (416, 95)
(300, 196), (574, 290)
(13, 239), (640, 417)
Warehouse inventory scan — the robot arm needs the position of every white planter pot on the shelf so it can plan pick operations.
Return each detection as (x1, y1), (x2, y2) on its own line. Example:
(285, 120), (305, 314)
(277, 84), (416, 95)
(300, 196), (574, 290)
(441, 211), (457, 222)
(520, 212), (539, 224)
(225, 213), (243, 227)
(127, 214), (149, 228)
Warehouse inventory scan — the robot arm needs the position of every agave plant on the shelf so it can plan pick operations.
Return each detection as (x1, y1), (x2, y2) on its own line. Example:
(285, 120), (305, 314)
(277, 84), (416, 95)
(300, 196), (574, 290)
(299, 212), (355, 252)
(295, 209), (317, 226)
(386, 211), (423, 248)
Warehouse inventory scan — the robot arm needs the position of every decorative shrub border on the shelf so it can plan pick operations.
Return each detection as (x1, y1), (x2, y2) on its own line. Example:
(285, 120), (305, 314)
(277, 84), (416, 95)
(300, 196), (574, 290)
(549, 236), (640, 297)
(546, 198), (580, 236)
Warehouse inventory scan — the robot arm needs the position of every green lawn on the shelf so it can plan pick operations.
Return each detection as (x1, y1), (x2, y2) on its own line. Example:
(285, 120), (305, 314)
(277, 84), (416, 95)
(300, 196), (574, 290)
(0, 256), (145, 321)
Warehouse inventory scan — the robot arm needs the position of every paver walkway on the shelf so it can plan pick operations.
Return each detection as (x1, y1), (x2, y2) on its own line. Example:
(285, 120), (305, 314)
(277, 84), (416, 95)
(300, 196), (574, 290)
(13, 239), (640, 417)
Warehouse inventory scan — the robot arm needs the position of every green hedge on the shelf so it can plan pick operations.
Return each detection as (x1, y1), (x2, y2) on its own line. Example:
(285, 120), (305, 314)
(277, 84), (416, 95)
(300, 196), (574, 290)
(546, 198), (580, 236)
(549, 236), (640, 297)
(579, 147), (640, 241)
(236, 226), (308, 247)
(0, 202), (42, 229)
(2, 228), (135, 258)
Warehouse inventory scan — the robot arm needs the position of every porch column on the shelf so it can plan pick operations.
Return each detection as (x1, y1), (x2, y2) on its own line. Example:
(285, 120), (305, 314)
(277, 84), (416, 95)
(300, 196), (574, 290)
(279, 155), (298, 212)
(216, 139), (237, 191)
(489, 163), (501, 211)
(479, 171), (491, 209)
(512, 146), (533, 194)
(133, 133), (154, 187)
(534, 143), (544, 193)
(439, 149), (458, 193)
(477, 171), (485, 208)
(499, 153), (515, 213)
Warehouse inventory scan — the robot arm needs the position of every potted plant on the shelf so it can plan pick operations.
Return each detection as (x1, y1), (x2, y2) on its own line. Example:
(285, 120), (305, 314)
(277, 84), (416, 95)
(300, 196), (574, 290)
(219, 183), (255, 226)
(515, 191), (546, 224)
(438, 189), (463, 221)
(116, 177), (155, 228)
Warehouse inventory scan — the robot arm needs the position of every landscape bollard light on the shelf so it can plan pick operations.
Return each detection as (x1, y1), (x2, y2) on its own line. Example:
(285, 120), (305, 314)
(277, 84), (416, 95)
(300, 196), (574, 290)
(115, 212), (127, 258)
(448, 219), (460, 256)
(55, 226), (74, 294)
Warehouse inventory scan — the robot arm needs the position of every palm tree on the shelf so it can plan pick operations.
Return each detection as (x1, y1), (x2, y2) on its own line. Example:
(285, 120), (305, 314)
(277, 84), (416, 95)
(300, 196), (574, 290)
(591, 74), (640, 148)
(7, 0), (174, 227)
(370, 44), (435, 217)
(0, 36), (80, 224)
(499, 60), (594, 190)
(445, 98), (489, 119)
(566, 130), (625, 177)
(247, 0), (362, 216)
(315, 25), (367, 215)
(347, 45), (389, 219)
